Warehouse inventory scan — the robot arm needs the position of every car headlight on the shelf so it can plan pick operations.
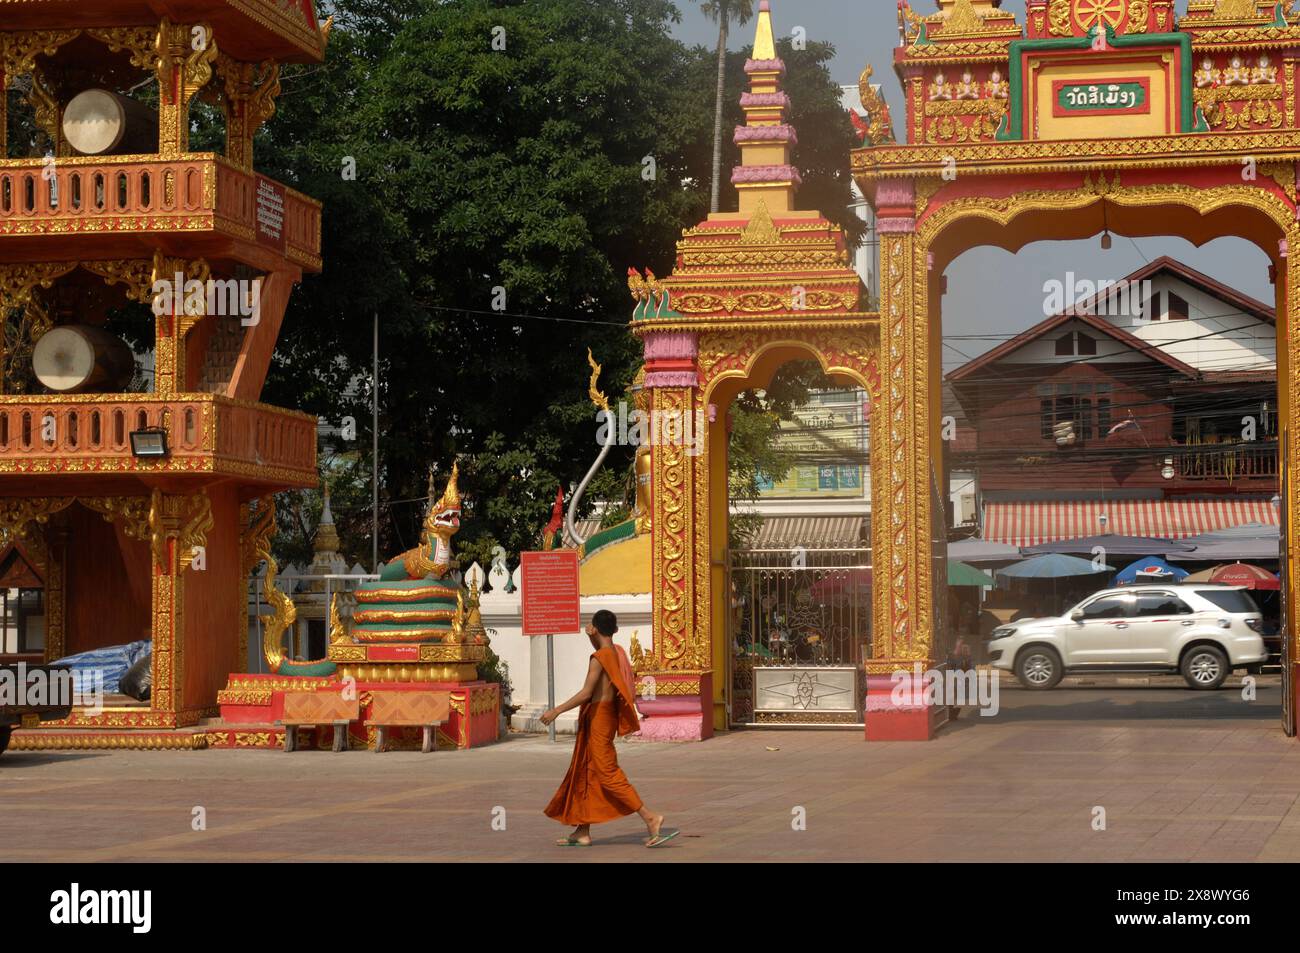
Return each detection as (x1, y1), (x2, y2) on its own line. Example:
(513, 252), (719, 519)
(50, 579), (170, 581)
(991, 627), (1017, 641)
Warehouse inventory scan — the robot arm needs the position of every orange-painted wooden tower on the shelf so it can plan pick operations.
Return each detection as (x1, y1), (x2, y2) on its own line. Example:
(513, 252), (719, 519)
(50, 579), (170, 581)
(0, 1), (326, 744)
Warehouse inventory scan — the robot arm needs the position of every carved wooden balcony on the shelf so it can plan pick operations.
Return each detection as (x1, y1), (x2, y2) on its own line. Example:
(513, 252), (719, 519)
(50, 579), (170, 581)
(0, 155), (321, 273)
(0, 394), (317, 491)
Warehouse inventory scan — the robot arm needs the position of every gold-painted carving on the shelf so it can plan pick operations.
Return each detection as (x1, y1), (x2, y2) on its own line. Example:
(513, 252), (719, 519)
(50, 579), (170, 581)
(1049, 0), (1073, 35)
(0, 497), (74, 545)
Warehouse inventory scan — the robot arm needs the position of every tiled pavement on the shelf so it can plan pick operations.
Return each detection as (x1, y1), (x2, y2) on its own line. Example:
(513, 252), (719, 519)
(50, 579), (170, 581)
(3, 683), (1300, 862)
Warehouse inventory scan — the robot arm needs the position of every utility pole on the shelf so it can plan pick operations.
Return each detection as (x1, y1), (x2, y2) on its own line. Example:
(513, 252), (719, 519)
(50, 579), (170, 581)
(372, 311), (379, 573)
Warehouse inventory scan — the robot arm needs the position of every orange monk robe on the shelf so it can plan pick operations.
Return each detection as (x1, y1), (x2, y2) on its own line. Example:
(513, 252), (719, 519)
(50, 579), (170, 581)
(544, 646), (642, 825)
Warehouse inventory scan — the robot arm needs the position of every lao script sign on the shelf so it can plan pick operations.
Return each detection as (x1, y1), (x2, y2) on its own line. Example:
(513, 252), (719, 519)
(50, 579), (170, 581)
(255, 176), (287, 253)
(520, 550), (581, 636)
(1053, 78), (1150, 116)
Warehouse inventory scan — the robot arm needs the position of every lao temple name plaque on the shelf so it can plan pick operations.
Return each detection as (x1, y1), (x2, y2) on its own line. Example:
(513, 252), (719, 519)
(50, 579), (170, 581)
(1052, 78), (1150, 117)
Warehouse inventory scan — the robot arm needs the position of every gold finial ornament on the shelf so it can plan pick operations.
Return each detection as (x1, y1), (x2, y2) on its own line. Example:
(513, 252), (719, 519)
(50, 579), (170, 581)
(586, 348), (610, 413)
(328, 592), (350, 644)
(751, 1), (777, 59)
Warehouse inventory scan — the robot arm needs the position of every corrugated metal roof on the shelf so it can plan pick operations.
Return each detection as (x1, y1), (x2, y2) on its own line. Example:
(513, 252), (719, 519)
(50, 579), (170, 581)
(750, 515), (870, 549)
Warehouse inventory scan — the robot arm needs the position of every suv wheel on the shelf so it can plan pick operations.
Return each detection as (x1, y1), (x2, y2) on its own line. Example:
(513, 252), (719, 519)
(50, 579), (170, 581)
(1016, 647), (1063, 690)
(0, 726), (10, 758)
(1181, 645), (1228, 690)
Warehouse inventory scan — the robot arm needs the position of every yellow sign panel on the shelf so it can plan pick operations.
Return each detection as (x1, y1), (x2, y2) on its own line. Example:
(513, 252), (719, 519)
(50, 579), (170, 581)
(1029, 54), (1175, 139)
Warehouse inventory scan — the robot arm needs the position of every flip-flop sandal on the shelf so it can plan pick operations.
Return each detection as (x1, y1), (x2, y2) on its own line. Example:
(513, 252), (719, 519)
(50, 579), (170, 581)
(556, 837), (592, 847)
(645, 828), (680, 849)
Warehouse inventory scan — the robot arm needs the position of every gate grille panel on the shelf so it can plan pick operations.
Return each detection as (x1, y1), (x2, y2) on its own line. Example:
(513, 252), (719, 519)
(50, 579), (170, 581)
(727, 547), (871, 726)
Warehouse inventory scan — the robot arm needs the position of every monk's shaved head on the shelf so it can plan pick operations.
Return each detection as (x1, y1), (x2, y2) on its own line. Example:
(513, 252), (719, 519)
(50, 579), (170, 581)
(592, 610), (618, 637)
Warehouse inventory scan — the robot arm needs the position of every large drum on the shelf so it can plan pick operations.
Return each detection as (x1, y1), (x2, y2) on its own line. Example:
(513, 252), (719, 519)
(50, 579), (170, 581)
(32, 325), (135, 393)
(62, 89), (158, 156)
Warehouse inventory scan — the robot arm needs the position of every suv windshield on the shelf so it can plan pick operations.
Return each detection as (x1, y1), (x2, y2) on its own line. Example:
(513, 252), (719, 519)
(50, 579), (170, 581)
(1193, 589), (1260, 614)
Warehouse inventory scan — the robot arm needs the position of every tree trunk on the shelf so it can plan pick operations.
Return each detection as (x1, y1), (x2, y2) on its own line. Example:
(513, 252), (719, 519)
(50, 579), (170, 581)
(710, 12), (729, 214)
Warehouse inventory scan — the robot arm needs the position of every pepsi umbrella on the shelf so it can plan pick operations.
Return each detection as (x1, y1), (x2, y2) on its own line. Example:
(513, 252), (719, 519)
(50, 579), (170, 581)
(1113, 556), (1189, 586)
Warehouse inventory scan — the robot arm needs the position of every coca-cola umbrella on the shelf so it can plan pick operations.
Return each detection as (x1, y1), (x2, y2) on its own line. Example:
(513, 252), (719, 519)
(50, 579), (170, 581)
(1188, 562), (1281, 590)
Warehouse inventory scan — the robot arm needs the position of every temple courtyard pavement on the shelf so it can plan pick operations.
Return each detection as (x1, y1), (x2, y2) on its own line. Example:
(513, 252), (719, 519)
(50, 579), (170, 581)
(4, 679), (1300, 863)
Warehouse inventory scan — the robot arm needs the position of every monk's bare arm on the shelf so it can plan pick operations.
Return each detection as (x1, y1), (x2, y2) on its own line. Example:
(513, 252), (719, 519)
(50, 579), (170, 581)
(541, 658), (603, 722)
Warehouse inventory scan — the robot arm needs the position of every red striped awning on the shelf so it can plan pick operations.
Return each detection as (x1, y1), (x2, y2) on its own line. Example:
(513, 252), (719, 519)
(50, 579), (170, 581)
(983, 498), (1279, 548)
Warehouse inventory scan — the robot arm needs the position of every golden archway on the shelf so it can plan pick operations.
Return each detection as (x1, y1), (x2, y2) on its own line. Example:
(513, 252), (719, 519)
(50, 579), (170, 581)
(633, 0), (1300, 741)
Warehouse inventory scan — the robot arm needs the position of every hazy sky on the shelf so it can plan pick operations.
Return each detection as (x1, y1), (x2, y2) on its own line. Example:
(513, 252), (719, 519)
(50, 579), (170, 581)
(667, 0), (1272, 371)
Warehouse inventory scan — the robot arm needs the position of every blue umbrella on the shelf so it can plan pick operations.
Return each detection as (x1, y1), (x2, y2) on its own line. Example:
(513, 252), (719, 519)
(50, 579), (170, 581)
(996, 553), (1114, 579)
(1112, 556), (1189, 586)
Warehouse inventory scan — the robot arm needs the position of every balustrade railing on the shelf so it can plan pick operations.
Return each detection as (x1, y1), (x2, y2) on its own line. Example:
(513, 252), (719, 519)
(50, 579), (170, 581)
(1173, 443), (1279, 482)
(0, 156), (320, 264)
(0, 395), (315, 480)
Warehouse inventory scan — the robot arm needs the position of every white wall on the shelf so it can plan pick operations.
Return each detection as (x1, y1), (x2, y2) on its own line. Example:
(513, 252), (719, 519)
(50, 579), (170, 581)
(473, 564), (653, 735)
(1118, 275), (1276, 372)
(1006, 318), (1154, 365)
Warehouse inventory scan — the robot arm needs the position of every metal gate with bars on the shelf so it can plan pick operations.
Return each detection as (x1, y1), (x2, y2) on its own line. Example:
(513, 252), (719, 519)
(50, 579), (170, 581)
(727, 547), (871, 727)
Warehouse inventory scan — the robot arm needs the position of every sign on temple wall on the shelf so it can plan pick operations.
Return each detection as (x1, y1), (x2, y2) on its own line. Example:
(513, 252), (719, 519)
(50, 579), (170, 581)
(1001, 29), (1198, 140)
(1054, 78), (1150, 115)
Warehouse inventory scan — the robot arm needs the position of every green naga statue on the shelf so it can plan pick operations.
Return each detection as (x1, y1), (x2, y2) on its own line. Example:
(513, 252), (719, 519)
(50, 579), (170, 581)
(350, 463), (466, 644)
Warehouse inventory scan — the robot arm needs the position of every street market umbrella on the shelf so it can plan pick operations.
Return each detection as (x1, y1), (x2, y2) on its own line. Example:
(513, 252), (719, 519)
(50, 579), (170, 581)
(996, 553), (1115, 580)
(948, 539), (1022, 564)
(1113, 556), (1190, 586)
(1199, 562), (1281, 590)
(1024, 533), (1193, 556)
(1170, 522), (1281, 563)
(948, 560), (995, 587)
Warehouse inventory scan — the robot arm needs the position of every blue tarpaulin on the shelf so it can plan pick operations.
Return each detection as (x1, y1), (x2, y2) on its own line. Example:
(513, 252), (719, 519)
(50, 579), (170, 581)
(51, 640), (151, 695)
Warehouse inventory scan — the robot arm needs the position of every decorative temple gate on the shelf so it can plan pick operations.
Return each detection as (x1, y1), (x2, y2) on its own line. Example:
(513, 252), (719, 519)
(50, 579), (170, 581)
(633, 0), (1300, 742)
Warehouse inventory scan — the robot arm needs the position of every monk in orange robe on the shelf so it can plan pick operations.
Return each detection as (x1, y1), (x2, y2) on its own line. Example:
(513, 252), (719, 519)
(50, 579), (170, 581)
(541, 610), (677, 848)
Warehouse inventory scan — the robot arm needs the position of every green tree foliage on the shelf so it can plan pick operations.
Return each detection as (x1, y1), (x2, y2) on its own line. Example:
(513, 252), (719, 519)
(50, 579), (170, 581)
(254, 0), (863, 568)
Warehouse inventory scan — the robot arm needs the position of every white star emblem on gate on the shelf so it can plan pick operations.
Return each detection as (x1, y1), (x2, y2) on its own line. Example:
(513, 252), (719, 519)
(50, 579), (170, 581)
(764, 671), (851, 710)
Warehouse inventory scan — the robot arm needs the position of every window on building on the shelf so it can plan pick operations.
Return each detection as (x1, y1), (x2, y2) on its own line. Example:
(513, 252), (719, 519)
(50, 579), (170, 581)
(1168, 291), (1189, 320)
(1038, 382), (1112, 443)
(1054, 331), (1098, 356)
(1142, 291), (1157, 322)
(6, 588), (44, 654)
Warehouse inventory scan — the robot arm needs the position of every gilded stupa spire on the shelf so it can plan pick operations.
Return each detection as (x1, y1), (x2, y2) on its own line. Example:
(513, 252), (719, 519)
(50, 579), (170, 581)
(731, 0), (801, 215)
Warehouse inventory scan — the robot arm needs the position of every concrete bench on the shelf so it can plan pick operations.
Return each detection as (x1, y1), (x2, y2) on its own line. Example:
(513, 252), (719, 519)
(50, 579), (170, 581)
(366, 691), (451, 753)
(278, 691), (360, 752)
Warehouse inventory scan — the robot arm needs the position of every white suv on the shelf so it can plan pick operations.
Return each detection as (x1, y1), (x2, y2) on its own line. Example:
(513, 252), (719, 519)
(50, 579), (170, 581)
(988, 585), (1267, 691)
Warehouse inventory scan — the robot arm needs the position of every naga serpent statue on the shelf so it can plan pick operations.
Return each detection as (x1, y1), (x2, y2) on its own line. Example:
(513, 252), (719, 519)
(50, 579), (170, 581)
(562, 351), (653, 553)
(564, 350), (615, 548)
(349, 462), (471, 646)
(254, 500), (337, 677)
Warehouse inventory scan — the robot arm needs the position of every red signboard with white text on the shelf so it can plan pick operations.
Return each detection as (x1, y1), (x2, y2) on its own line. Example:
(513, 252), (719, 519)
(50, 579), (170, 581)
(520, 550), (581, 636)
